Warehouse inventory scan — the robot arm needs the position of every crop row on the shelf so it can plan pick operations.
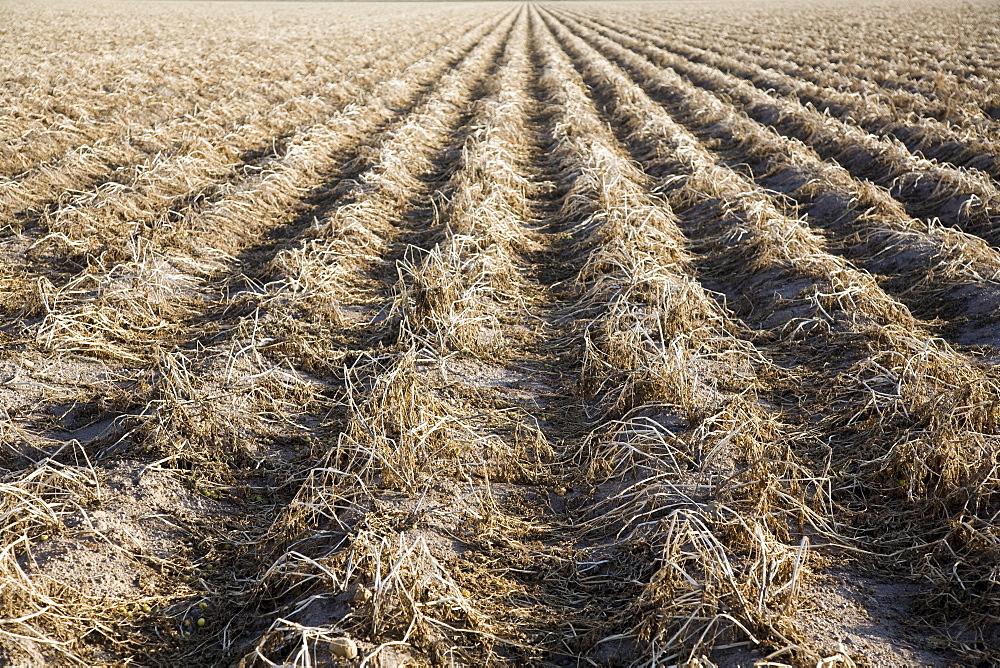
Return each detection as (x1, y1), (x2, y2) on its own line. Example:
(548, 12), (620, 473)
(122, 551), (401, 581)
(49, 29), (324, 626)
(0, 3), (486, 178)
(0, 7), (518, 662)
(607, 0), (1000, 132)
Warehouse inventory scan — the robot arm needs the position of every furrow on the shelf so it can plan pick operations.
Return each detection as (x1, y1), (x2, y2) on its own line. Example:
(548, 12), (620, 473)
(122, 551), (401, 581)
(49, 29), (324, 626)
(543, 9), (1000, 661)
(597, 8), (1000, 168)
(641, 3), (1000, 135)
(553, 11), (1000, 350)
(527, 9), (840, 664)
(57, 45), (463, 256)
(0, 18), (488, 332)
(0, 28), (422, 231)
(0, 11), (518, 665)
(690, 23), (1000, 140)
(0, 5), (474, 179)
(390, 20), (536, 360)
(9, 13), (512, 365)
(239, 11), (559, 666)
(559, 10), (1000, 246)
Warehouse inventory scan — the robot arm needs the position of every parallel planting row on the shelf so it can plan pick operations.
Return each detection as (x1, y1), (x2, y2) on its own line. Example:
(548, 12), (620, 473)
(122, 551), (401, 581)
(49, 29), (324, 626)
(2, 1), (999, 665)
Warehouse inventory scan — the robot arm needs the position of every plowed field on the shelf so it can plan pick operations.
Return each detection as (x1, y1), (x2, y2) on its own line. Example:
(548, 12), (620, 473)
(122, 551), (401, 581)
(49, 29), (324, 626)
(3, 1), (1000, 665)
